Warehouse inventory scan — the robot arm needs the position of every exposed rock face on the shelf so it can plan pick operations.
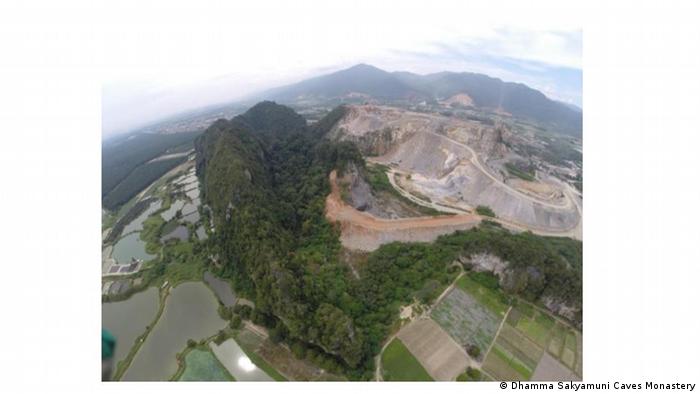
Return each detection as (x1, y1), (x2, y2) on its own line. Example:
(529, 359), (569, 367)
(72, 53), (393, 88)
(543, 297), (580, 326)
(339, 162), (373, 211)
(337, 162), (431, 219)
(330, 105), (581, 235)
(460, 253), (508, 278)
(470, 124), (510, 160)
(459, 253), (580, 325)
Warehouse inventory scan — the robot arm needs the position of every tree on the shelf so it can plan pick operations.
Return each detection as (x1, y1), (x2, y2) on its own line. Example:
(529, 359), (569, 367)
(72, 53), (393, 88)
(218, 305), (232, 320)
(467, 344), (481, 359)
(230, 314), (242, 329)
(186, 339), (196, 348)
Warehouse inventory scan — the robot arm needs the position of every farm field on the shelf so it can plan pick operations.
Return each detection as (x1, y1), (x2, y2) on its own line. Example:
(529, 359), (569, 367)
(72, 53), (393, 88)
(482, 304), (582, 381)
(381, 338), (433, 381)
(455, 274), (510, 317)
(431, 286), (504, 354)
(178, 348), (233, 381)
(396, 318), (469, 381)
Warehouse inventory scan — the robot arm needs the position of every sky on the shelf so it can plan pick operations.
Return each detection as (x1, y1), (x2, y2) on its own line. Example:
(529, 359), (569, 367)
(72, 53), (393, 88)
(101, 0), (582, 136)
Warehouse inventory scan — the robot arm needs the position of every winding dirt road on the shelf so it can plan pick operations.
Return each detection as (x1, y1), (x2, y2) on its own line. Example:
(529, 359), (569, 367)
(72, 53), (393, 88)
(419, 129), (575, 210)
(326, 168), (580, 252)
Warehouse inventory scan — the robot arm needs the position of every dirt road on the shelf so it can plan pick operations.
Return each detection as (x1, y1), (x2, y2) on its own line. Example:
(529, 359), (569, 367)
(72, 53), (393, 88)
(326, 170), (581, 251)
(421, 129), (575, 210)
(326, 170), (482, 250)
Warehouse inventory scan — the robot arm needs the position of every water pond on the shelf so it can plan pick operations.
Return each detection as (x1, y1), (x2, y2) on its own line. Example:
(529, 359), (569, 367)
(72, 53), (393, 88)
(196, 226), (208, 240)
(203, 271), (236, 307)
(161, 225), (189, 242)
(185, 187), (200, 200)
(181, 201), (198, 216)
(182, 211), (200, 224)
(209, 338), (273, 381)
(161, 200), (185, 221)
(122, 200), (162, 235)
(112, 233), (155, 263)
(122, 282), (226, 381)
(102, 287), (159, 365)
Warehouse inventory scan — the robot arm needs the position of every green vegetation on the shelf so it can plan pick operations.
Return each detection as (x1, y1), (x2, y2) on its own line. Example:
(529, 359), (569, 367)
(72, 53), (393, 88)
(467, 344), (481, 358)
(103, 156), (187, 210)
(431, 286), (502, 352)
(177, 348), (234, 381)
(505, 162), (536, 182)
(457, 367), (483, 381)
(456, 274), (509, 316)
(515, 309), (555, 348)
(103, 197), (158, 244)
(491, 344), (533, 379)
(195, 101), (582, 380)
(102, 131), (199, 210)
(475, 205), (496, 217)
(381, 339), (433, 381)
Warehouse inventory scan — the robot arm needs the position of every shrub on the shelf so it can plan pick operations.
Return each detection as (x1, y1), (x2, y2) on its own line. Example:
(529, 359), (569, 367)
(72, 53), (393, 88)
(475, 205), (496, 217)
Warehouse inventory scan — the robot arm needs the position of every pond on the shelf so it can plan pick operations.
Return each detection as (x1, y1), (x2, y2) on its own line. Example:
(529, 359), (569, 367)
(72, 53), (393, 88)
(161, 200), (185, 221)
(196, 226), (208, 240)
(181, 201), (198, 216)
(210, 338), (273, 381)
(182, 211), (200, 224)
(102, 287), (159, 365)
(112, 233), (155, 263)
(185, 187), (200, 200)
(122, 282), (227, 381)
(161, 225), (189, 242)
(122, 200), (162, 235)
(203, 271), (236, 307)
(177, 174), (197, 186)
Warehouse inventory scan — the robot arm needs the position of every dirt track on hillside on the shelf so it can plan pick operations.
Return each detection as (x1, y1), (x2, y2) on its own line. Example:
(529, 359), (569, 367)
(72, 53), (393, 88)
(326, 170), (580, 251)
(326, 170), (482, 251)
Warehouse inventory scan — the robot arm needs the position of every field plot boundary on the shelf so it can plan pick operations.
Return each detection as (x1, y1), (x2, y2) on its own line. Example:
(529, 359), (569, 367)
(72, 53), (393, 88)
(396, 318), (469, 381)
(431, 287), (503, 353)
(381, 337), (434, 381)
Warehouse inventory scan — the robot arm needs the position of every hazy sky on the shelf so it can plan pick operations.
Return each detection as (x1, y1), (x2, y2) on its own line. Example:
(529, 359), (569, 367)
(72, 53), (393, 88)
(101, 0), (582, 136)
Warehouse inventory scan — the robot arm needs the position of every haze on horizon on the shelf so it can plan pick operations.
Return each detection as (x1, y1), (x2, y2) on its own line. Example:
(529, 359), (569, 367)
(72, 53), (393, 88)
(102, 0), (582, 137)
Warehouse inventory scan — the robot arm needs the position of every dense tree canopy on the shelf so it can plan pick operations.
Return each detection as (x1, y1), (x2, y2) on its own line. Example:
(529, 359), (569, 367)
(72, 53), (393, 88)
(195, 102), (582, 379)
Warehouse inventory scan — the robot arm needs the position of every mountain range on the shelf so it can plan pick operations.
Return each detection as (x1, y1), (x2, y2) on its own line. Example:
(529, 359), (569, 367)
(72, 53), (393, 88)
(261, 64), (582, 137)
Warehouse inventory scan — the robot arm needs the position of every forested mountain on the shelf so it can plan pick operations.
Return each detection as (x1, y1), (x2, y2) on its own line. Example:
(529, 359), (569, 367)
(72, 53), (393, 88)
(102, 131), (201, 210)
(395, 71), (582, 137)
(263, 64), (421, 101)
(261, 64), (582, 137)
(195, 101), (582, 379)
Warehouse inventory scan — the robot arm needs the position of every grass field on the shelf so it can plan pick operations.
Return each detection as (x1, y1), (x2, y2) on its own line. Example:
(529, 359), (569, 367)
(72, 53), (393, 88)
(431, 287), (503, 354)
(497, 324), (543, 370)
(455, 274), (509, 317)
(483, 317), (541, 381)
(515, 309), (555, 348)
(381, 338), (433, 381)
(484, 304), (583, 381)
(178, 348), (234, 381)
(482, 343), (531, 381)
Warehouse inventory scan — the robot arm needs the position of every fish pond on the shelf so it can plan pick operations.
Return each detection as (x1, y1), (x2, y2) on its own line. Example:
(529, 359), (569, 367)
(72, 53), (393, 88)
(112, 233), (155, 263)
(102, 287), (159, 365)
(122, 282), (226, 381)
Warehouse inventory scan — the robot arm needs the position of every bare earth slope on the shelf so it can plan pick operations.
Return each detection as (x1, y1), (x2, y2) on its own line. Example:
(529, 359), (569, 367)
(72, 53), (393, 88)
(326, 170), (481, 251)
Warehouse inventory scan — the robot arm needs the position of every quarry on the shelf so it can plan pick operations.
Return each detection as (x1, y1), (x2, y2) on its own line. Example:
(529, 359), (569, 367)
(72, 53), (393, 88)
(327, 105), (582, 250)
